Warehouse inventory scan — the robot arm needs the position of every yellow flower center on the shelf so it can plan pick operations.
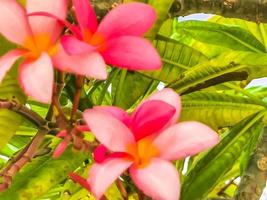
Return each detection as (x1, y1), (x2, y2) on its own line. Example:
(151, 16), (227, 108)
(83, 29), (107, 52)
(126, 137), (159, 168)
(23, 33), (58, 60)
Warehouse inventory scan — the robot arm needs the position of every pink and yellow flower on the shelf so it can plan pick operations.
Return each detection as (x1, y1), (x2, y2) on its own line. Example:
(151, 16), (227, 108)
(0, 0), (107, 103)
(79, 89), (219, 200)
(61, 0), (162, 71)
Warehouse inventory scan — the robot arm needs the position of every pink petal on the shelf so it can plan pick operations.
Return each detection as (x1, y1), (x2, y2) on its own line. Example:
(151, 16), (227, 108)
(26, 0), (67, 41)
(102, 36), (161, 70)
(130, 100), (176, 141)
(0, 0), (32, 45)
(76, 125), (90, 132)
(52, 139), (69, 158)
(61, 35), (96, 55)
(83, 108), (135, 152)
(56, 130), (67, 138)
(0, 50), (22, 83)
(69, 172), (91, 191)
(19, 53), (54, 103)
(72, 0), (98, 33)
(97, 3), (156, 39)
(145, 88), (181, 125)
(94, 145), (108, 163)
(130, 158), (180, 200)
(52, 44), (107, 80)
(87, 158), (132, 199)
(153, 122), (220, 161)
(93, 106), (131, 126)
(28, 11), (82, 39)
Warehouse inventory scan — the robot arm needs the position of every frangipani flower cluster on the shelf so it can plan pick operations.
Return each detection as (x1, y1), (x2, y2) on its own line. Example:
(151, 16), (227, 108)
(0, 0), (161, 103)
(74, 89), (219, 200)
(0, 1), (220, 200)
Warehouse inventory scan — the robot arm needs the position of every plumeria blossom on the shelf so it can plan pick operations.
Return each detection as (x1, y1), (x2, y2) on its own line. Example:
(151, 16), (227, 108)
(0, 0), (107, 103)
(76, 89), (220, 200)
(61, 0), (162, 71)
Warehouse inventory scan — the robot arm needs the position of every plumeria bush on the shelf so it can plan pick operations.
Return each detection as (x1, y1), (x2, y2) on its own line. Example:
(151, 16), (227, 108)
(0, 0), (266, 200)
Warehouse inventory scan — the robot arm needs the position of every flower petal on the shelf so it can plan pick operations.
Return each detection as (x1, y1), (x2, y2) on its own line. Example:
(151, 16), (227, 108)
(0, 50), (22, 83)
(97, 3), (156, 39)
(83, 108), (135, 152)
(87, 158), (132, 199)
(0, 0), (32, 45)
(153, 121), (220, 161)
(130, 100), (176, 141)
(52, 139), (69, 158)
(130, 158), (180, 200)
(19, 53), (53, 103)
(69, 172), (91, 191)
(72, 0), (98, 33)
(102, 36), (161, 70)
(61, 35), (96, 55)
(93, 106), (131, 126)
(94, 145), (108, 163)
(52, 44), (107, 80)
(145, 88), (181, 125)
(26, 0), (67, 41)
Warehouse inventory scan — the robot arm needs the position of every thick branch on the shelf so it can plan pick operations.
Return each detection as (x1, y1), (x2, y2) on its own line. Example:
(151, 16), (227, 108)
(0, 100), (47, 127)
(171, 0), (267, 23)
(70, 76), (84, 122)
(0, 128), (48, 191)
(235, 127), (267, 200)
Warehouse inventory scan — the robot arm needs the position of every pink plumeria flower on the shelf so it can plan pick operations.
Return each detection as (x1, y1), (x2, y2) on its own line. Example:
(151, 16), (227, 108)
(61, 0), (162, 71)
(80, 89), (219, 200)
(0, 0), (107, 103)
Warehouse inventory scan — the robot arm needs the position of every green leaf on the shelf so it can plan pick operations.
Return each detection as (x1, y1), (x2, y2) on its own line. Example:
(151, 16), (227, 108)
(0, 144), (88, 200)
(181, 111), (266, 200)
(180, 91), (266, 130)
(170, 51), (267, 94)
(112, 70), (158, 109)
(0, 37), (25, 102)
(0, 37), (26, 149)
(175, 20), (266, 53)
(140, 20), (208, 83)
(146, 0), (175, 38)
(210, 15), (267, 51)
(0, 35), (16, 56)
(240, 124), (264, 175)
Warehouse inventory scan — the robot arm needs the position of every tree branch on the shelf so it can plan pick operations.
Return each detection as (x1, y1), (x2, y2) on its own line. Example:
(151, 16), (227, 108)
(0, 128), (48, 191)
(235, 126), (267, 200)
(70, 75), (84, 122)
(0, 100), (47, 127)
(171, 0), (267, 23)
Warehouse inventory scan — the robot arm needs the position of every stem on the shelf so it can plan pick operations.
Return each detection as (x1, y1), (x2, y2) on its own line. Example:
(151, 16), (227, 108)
(116, 179), (128, 199)
(46, 71), (65, 121)
(0, 128), (48, 191)
(0, 100), (47, 127)
(70, 75), (84, 122)
(235, 127), (267, 200)
(114, 69), (127, 106)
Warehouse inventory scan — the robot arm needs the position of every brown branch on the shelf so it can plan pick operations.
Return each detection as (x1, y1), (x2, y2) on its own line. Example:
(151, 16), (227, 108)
(70, 75), (84, 122)
(0, 127), (48, 191)
(0, 100), (47, 127)
(171, 0), (267, 23)
(116, 179), (128, 199)
(46, 71), (65, 121)
(234, 126), (267, 200)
